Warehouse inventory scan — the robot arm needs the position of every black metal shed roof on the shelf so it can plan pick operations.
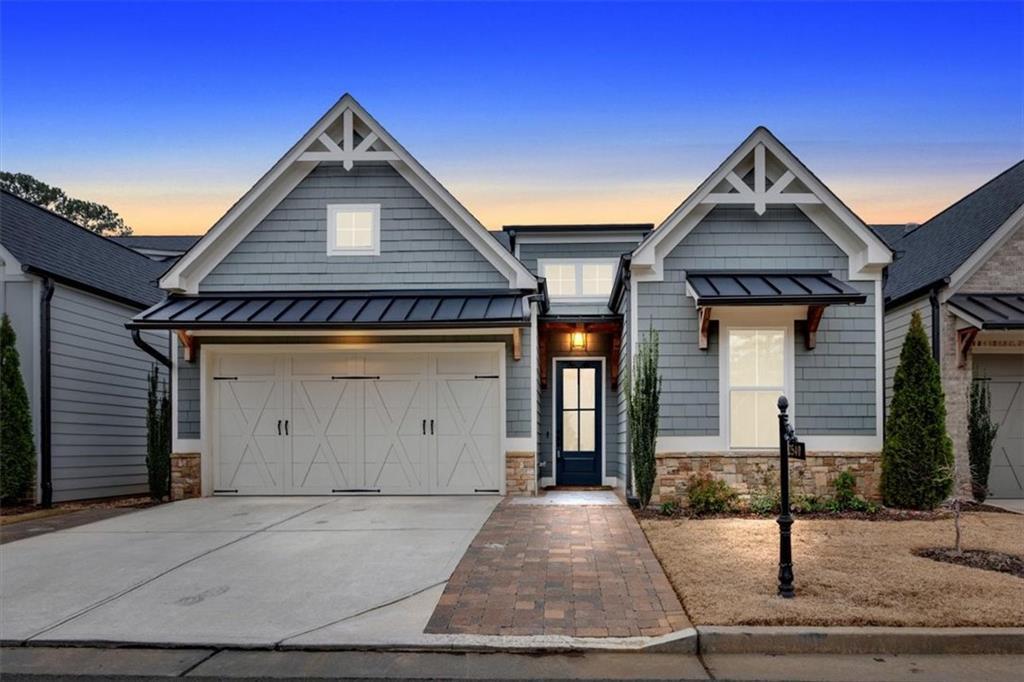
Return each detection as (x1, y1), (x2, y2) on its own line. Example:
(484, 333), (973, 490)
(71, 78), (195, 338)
(947, 293), (1024, 329)
(128, 290), (531, 330)
(686, 271), (867, 306)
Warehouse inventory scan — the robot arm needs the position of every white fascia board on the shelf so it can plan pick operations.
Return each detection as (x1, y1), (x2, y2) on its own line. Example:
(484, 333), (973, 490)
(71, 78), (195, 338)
(632, 128), (892, 279)
(940, 205), (1024, 302)
(162, 94), (537, 293)
(514, 233), (646, 244)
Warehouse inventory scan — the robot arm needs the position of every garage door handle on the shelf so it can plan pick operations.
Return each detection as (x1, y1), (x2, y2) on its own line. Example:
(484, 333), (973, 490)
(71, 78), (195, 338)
(430, 419), (434, 435)
(278, 419), (282, 435)
(284, 420), (289, 436)
(422, 419), (426, 435)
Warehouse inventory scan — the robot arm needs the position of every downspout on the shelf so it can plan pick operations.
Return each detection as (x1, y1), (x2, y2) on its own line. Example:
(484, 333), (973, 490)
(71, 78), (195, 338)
(929, 286), (942, 363)
(39, 278), (55, 508)
(131, 329), (172, 369)
(131, 328), (174, 499)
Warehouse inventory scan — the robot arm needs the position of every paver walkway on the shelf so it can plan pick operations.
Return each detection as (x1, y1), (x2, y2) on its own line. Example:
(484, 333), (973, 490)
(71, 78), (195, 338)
(425, 492), (690, 637)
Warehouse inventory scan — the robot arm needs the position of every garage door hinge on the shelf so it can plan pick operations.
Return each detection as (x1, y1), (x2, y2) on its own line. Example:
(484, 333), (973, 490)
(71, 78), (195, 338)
(213, 376), (238, 381)
(332, 488), (381, 493)
(474, 374), (499, 379)
(331, 375), (382, 380)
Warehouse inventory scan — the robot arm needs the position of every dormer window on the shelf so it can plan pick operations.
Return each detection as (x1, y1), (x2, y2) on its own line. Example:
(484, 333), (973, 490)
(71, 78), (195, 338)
(327, 204), (380, 256)
(539, 259), (617, 300)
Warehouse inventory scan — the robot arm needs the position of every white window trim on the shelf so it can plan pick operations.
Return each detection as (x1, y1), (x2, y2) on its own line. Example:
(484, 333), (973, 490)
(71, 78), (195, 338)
(717, 308), (798, 451)
(538, 258), (618, 301)
(326, 203), (381, 256)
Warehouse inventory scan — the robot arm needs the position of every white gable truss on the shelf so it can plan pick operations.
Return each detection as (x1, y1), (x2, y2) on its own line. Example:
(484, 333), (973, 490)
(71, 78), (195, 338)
(161, 94), (537, 293)
(631, 127), (892, 282)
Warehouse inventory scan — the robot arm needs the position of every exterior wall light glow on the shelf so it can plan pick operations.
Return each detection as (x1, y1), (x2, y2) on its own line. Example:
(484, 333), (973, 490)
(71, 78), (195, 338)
(570, 328), (587, 351)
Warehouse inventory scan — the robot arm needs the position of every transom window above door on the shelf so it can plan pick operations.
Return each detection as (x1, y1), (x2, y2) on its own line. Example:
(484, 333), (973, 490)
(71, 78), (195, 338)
(727, 328), (786, 448)
(327, 204), (380, 256)
(539, 259), (618, 299)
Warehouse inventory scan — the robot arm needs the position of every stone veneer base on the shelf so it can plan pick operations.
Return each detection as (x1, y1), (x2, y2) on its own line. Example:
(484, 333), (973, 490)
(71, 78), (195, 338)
(654, 451), (881, 506)
(505, 451), (537, 496)
(170, 453), (201, 500)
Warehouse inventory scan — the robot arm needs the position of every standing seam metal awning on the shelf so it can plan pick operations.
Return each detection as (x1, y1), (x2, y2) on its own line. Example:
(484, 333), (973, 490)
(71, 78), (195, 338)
(686, 271), (867, 306)
(127, 290), (531, 329)
(947, 293), (1024, 329)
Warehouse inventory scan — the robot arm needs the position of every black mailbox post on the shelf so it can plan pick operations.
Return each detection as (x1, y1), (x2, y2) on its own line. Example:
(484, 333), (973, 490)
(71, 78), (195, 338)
(776, 395), (803, 599)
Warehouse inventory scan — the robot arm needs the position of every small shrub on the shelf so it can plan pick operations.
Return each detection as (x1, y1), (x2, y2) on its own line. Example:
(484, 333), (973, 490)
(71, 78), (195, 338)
(659, 500), (678, 516)
(791, 494), (828, 513)
(749, 489), (779, 515)
(685, 473), (738, 515)
(627, 327), (661, 508)
(827, 470), (878, 513)
(146, 365), (171, 500)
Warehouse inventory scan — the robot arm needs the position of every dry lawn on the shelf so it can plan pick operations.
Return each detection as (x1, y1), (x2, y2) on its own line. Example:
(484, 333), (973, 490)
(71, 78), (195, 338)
(641, 512), (1024, 627)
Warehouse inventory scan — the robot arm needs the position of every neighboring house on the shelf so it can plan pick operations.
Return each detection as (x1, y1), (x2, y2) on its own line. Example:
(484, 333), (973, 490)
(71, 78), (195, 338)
(881, 161), (1024, 499)
(113, 235), (201, 261)
(0, 192), (170, 503)
(127, 95), (894, 503)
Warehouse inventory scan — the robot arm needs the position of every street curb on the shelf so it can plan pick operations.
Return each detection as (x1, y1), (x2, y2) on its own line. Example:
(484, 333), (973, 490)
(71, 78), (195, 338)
(4, 628), (699, 654)
(696, 626), (1024, 655)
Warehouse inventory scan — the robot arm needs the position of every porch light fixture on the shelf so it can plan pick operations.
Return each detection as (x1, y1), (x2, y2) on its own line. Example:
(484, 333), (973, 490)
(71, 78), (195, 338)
(570, 326), (587, 351)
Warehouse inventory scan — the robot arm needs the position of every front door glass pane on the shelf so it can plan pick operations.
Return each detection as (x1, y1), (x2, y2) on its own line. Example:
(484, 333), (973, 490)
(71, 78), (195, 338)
(563, 368), (578, 409)
(579, 368), (596, 409)
(562, 411), (579, 451)
(579, 410), (596, 450)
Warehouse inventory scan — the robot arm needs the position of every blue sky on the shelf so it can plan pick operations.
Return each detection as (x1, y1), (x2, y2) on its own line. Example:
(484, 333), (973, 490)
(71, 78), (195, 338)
(2, 1), (1022, 233)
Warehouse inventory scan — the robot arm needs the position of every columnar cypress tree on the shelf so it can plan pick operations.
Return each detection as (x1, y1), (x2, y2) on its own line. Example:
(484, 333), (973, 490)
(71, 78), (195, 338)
(146, 365), (171, 500)
(1, 314), (37, 501)
(882, 311), (953, 509)
(627, 326), (661, 508)
(968, 378), (998, 502)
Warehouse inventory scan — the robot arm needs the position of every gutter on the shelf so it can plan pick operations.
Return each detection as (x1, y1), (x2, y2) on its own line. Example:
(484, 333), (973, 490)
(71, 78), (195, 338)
(39, 278), (55, 508)
(131, 329), (172, 369)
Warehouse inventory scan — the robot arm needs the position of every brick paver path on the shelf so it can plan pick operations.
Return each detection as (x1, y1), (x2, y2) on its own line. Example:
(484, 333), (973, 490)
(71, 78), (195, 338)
(425, 501), (690, 637)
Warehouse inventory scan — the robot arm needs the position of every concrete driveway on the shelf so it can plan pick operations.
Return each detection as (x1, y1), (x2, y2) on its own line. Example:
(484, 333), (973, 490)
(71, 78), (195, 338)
(0, 496), (499, 647)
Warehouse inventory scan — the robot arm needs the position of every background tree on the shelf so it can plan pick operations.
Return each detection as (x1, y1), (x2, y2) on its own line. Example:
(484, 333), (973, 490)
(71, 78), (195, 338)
(881, 311), (954, 509)
(1, 314), (37, 502)
(627, 326), (661, 508)
(146, 365), (171, 500)
(0, 172), (133, 236)
(968, 378), (998, 502)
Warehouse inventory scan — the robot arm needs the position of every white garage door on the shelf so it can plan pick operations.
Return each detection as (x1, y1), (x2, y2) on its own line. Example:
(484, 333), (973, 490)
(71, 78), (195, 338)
(211, 349), (503, 495)
(975, 353), (1024, 499)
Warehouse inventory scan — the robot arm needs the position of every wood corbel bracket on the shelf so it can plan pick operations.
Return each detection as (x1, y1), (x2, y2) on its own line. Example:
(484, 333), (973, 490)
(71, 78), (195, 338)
(176, 330), (196, 363)
(957, 326), (979, 368)
(512, 327), (522, 361)
(611, 334), (621, 389)
(539, 332), (548, 389)
(698, 307), (712, 350)
(805, 305), (826, 350)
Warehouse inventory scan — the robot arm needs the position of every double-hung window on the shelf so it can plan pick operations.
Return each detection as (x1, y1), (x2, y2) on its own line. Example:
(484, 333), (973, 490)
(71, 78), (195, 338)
(727, 328), (786, 448)
(326, 204), (380, 256)
(540, 259), (617, 300)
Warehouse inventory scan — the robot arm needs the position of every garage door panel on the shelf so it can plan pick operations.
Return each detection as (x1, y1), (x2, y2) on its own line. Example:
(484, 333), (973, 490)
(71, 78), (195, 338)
(364, 379), (429, 492)
(434, 376), (501, 493)
(213, 378), (285, 494)
(974, 354), (1023, 499)
(290, 379), (359, 493)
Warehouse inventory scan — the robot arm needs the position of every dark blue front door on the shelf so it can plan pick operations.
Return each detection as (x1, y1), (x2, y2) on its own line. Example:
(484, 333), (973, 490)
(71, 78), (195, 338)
(556, 360), (602, 485)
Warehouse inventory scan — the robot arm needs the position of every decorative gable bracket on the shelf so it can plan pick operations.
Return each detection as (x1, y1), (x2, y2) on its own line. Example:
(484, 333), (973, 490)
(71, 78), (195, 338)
(298, 109), (398, 170)
(700, 143), (822, 216)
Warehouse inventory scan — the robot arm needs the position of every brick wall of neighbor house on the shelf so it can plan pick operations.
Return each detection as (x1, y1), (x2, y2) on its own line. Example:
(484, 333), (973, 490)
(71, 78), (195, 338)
(199, 162), (509, 292)
(939, 305), (973, 496)
(505, 451), (537, 495)
(170, 452), (201, 500)
(960, 223), (1024, 293)
(653, 452), (882, 506)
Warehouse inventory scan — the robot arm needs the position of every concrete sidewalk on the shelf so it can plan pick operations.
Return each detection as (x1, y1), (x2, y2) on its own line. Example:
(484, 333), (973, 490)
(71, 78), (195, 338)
(3, 646), (1023, 681)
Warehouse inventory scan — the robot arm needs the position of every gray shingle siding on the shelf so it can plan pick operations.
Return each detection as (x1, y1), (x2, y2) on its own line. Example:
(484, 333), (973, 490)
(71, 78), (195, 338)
(882, 295), (932, 410)
(616, 289), (630, 486)
(175, 333), (531, 440)
(637, 206), (878, 438)
(50, 285), (168, 501)
(199, 162), (509, 292)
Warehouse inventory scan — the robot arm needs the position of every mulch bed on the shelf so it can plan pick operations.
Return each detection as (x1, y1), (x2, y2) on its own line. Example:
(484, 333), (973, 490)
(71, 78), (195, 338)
(1, 496), (156, 522)
(914, 548), (1024, 579)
